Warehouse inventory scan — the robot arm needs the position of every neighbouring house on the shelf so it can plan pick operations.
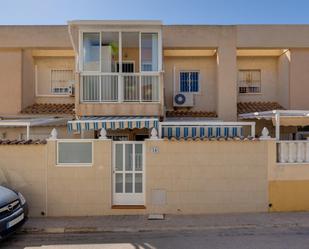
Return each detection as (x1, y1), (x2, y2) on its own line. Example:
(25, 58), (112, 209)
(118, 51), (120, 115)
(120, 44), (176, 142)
(0, 21), (309, 216)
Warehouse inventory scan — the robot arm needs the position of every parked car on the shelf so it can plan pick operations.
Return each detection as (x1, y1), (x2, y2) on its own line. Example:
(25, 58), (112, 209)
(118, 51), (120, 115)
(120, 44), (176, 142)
(0, 186), (28, 239)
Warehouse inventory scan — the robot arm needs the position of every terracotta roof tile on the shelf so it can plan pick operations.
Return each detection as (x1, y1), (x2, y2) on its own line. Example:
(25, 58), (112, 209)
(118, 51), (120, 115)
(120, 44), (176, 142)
(166, 110), (217, 118)
(237, 102), (285, 115)
(0, 139), (47, 145)
(21, 103), (75, 115)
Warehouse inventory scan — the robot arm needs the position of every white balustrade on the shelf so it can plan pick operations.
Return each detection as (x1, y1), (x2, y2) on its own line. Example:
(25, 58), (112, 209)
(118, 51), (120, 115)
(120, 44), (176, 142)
(81, 73), (160, 103)
(277, 141), (309, 164)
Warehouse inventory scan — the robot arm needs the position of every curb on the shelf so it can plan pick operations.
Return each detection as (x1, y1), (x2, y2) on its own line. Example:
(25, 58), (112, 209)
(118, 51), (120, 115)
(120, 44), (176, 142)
(19, 223), (303, 234)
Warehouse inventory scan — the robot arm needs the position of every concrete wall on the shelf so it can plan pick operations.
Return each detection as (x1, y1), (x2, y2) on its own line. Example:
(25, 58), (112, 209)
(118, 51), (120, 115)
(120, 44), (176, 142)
(0, 26), (72, 48)
(268, 141), (309, 212)
(0, 144), (47, 216)
(277, 52), (290, 109)
(0, 49), (22, 115)
(146, 140), (269, 214)
(163, 56), (217, 112)
(34, 56), (75, 104)
(0, 139), (270, 216)
(22, 49), (35, 108)
(289, 49), (309, 110)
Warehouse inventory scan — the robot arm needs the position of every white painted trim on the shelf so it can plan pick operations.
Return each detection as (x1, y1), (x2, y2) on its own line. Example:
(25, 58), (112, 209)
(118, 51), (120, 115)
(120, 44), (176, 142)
(68, 20), (162, 26)
(112, 141), (145, 205)
(178, 70), (201, 94)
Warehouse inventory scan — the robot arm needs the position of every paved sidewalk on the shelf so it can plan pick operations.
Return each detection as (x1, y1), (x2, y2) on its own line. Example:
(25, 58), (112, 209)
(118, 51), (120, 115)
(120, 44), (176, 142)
(21, 212), (309, 234)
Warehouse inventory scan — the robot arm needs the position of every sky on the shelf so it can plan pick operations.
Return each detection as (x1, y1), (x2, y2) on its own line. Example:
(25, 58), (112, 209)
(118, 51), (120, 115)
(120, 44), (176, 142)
(1, 0), (309, 25)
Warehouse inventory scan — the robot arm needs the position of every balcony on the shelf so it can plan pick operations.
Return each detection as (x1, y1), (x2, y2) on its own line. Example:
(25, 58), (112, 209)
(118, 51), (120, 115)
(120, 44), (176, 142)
(75, 72), (163, 116)
(81, 73), (160, 103)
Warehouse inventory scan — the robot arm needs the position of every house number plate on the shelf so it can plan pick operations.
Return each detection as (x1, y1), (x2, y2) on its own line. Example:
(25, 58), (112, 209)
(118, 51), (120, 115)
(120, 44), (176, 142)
(151, 146), (159, 154)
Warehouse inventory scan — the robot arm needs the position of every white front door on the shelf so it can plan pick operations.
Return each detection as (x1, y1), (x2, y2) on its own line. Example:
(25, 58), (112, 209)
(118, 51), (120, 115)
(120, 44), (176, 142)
(113, 142), (145, 205)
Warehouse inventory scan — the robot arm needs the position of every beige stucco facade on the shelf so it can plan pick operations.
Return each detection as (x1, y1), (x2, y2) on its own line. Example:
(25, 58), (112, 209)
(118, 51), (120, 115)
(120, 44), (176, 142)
(0, 139), (269, 216)
(1, 24), (309, 118)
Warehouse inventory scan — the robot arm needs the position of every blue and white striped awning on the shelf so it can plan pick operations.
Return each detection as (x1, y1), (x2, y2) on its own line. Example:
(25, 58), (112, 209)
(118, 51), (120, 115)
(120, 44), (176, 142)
(67, 116), (159, 133)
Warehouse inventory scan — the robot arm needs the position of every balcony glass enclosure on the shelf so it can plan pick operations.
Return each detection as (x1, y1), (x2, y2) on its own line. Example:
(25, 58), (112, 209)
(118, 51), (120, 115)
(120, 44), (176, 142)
(81, 31), (160, 103)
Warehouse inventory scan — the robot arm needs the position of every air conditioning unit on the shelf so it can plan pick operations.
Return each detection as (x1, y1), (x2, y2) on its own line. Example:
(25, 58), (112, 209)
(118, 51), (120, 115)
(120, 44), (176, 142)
(68, 84), (75, 96)
(173, 92), (194, 107)
(52, 84), (75, 96)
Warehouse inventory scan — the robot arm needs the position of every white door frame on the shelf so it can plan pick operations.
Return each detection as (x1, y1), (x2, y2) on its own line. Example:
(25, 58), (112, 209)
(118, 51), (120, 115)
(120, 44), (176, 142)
(112, 141), (145, 205)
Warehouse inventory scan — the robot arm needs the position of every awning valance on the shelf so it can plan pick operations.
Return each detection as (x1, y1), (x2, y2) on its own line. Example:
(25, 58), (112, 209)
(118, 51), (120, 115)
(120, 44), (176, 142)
(67, 116), (159, 133)
(271, 116), (309, 127)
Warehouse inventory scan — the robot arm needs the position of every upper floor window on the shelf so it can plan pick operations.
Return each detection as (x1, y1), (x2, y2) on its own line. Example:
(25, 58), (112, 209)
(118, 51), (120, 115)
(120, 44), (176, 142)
(51, 69), (74, 95)
(179, 71), (199, 93)
(238, 70), (261, 94)
(82, 31), (160, 73)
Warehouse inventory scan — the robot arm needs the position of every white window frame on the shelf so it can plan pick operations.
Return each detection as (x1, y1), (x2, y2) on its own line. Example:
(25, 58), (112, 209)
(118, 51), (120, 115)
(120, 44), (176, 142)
(79, 29), (162, 73)
(50, 68), (75, 95)
(238, 69), (262, 94)
(179, 70), (200, 94)
(56, 140), (94, 167)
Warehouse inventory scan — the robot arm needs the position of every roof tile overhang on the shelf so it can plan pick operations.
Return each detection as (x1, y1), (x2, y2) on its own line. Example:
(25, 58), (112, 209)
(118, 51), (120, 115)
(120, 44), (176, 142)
(166, 110), (217, 118)
(0, 139), (46, 145)
(21, 103), (75, 115)
(237, 102), (285, 115)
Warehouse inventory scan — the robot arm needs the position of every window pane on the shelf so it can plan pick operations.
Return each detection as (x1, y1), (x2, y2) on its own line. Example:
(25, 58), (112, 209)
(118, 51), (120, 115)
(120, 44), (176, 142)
(125, 173), (133, 193)
(135, 144), (143, 171)
(125, 144), (133, 171)
(83, 33), (100, 71)
(122, 32), (139, 73)
(141, 33), (158, 72)
(116, 173), (123, 193)
(58, 142), (92, 164)
(101, 32), (119, 72)
(115, 144), (123, 171)
(135, 173), (143, 193)
(180, 72), (190, 92)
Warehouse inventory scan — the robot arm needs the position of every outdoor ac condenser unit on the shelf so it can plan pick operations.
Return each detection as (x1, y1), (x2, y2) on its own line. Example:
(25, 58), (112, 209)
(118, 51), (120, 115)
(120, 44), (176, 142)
(173, 92), (194, 107)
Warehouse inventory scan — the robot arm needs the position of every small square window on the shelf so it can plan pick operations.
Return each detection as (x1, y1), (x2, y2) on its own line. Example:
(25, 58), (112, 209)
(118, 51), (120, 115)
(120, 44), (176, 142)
(238, 70), (261, 94)
(179, 71), (199, 93)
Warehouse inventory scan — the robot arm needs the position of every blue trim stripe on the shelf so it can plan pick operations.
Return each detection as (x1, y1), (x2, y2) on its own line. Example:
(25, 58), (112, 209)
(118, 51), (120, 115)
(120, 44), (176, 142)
(168, 127), (172, 138)
(216, 127), (221, 137)
(153, 120), (158, 129)
(184, 127), (189, 138)
(192, 127), (196, 137)
(77, 123), (81, 133)
(208, 127), (213, 137)
(176, 127), (181, 138)
(224, 127), (229, 137)
(232, 127), (237, 136)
